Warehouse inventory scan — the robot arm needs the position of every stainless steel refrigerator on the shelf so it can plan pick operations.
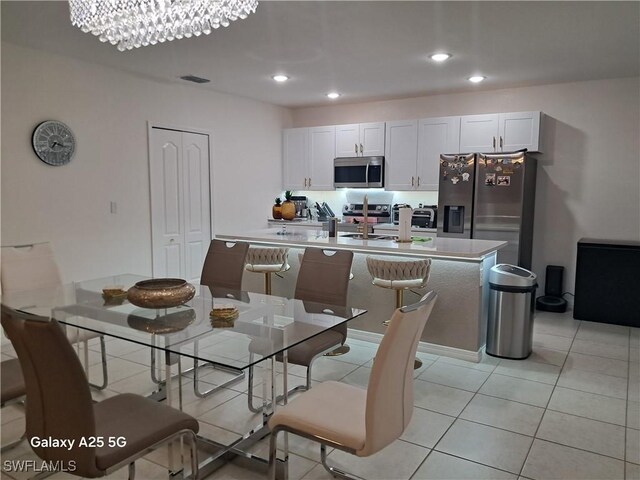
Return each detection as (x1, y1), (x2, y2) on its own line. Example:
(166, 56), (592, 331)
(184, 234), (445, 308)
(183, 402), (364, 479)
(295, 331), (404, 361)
(437, 150), (537, 269)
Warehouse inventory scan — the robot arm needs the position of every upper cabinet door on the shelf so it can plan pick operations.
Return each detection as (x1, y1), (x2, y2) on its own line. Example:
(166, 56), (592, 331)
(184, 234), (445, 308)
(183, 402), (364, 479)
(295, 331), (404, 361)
(385, 120), (418, 191)
(335, 124), (360, 157)
(283, 128), (309, 190)
(417, 116), (460, 191)
(308, 126), (336, 191)
(499, 111), (541, 152)
(459, 113), (500, 153)
(360, 122), (385, 156)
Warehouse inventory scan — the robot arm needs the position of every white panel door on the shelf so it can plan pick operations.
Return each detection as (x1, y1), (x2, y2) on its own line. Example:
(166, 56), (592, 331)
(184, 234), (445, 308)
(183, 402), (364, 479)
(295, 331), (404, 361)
(499, 111), (541, 152)
(385, 120), (418, 191)
(417, 116), (460, 191)
(150, 128), (211, 281)
(182, 132), (211, 283)
(360, 122), (385, 156)
(150, 129), (183, 278)
(459, 113), (500, 153)
(335, 124), (360, 157)
(308, 126), (335, 190)
(283, 128), (309, 189)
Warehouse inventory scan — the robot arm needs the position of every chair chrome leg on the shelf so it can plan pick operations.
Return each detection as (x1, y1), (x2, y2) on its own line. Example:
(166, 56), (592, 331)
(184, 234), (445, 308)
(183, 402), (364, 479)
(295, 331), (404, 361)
(193, 341), (245, 398)
(89, 335), (108, 390)
(128, 462), (135, 480)
(320, 444), (364, 480)
(268, 429), (279, 480)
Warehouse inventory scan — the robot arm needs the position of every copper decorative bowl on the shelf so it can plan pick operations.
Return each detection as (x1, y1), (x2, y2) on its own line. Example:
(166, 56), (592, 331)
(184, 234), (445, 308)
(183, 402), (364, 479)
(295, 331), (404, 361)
(127, 278), (196, 309)
(128, 308), (196, 334)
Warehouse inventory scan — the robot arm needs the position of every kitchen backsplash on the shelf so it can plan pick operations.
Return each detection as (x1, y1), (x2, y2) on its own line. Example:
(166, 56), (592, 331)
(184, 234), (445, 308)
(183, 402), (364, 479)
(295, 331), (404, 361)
(278, 189), (439, 220)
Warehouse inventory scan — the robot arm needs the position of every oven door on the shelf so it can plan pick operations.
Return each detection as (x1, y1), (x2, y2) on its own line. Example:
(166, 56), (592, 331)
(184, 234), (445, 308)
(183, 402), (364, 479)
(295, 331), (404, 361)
(334, 157), (384, 188)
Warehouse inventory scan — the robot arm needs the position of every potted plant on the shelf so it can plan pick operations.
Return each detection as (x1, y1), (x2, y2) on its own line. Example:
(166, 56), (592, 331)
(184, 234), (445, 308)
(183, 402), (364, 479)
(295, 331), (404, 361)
(272, 197), (282, 219)
(281, 190), (296, 220)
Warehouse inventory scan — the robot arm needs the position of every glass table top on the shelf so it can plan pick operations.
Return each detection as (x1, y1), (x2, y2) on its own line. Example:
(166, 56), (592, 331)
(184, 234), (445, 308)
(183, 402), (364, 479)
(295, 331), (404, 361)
(2, 274), (367, 370)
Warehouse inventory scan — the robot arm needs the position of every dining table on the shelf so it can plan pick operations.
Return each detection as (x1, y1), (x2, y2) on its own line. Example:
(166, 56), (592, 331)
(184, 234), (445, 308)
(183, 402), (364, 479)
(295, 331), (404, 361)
(1, 273), (367, 480)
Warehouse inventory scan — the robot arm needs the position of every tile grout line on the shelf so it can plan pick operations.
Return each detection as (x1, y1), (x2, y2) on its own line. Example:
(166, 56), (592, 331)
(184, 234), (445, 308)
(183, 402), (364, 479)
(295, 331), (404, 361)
(516, 317), (581, 478)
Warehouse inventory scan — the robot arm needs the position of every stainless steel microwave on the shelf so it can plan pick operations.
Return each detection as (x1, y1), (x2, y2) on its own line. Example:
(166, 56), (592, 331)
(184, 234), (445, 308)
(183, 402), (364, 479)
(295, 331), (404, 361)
(334, 156), (384, 188)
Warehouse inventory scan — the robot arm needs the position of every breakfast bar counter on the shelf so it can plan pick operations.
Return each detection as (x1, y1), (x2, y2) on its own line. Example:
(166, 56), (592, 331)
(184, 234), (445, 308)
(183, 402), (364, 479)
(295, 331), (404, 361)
(217, 229), (507, 361)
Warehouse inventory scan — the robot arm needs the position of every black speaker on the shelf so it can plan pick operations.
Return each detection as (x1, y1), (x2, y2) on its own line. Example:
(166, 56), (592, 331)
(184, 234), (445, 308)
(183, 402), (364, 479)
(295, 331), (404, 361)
(536, 265), (567, 313)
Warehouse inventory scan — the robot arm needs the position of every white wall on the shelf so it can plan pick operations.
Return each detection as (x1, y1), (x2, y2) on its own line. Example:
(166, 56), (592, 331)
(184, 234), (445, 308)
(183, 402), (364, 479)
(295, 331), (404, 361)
(292, 77), (640, 294)
(1, 42), (292, 281)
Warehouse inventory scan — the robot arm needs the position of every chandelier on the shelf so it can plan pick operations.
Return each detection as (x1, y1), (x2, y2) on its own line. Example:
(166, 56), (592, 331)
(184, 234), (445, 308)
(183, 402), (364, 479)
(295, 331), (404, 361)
(69, 0), (259, 51)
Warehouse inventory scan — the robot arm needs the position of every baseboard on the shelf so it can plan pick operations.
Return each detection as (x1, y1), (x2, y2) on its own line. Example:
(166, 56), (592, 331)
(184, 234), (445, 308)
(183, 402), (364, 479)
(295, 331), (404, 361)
(348, 328), (483, 363)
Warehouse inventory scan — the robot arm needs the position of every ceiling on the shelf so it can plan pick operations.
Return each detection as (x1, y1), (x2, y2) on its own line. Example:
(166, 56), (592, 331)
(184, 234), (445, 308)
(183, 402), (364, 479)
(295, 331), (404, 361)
(2, 1), (639, 108)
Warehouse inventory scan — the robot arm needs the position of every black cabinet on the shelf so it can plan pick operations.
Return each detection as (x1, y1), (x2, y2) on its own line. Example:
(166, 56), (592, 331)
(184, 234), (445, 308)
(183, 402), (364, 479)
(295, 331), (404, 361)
(574, 238), (640, 327)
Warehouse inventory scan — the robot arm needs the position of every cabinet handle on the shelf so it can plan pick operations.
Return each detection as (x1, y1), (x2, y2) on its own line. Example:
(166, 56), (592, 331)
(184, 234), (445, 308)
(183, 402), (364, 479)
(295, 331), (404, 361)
(492, 136), (496, 150)
(500, 136), (503, 150)
(304, 178), (307, 187)
(360, 143), (363, 155)
(417, 176), (420, 187)
(411, 176), (415, 187)
(355, 143), (358, 155)
(308, 177), (311, 187)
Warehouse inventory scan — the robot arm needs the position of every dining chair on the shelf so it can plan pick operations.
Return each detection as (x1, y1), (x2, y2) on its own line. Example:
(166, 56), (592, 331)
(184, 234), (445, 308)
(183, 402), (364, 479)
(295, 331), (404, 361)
(191, 239), (250, 397)
(0, 305), (199, 480)
(247, 247), (354, 412)
(0, 357), (26, 452)
(0, 243), (108, 390)
(268, 291), (437, 480)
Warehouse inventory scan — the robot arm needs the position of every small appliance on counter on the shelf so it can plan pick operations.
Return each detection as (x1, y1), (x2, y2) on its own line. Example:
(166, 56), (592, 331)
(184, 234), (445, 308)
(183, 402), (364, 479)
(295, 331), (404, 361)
(291, 196), (308, 218)
(392, 204), (411, 224)
(412, 205), (437, 228)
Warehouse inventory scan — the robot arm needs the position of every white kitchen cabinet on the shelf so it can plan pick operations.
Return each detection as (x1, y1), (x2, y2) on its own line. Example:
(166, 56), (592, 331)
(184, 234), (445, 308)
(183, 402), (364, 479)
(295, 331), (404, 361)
(308, 126), (335, 190)
(499, 111), (541, 152)
(417, 116), (461, 190)
(336, 122), (385, 157)
(283, 127), (335, 190)
(385, 120), (418, 191)
(460, 111), (541, 153)
(386, 117), (459, 191)
(283, 128), (309, 189)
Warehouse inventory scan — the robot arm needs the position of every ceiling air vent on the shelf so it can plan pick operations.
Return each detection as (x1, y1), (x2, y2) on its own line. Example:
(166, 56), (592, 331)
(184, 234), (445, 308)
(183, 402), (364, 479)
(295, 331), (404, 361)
(180, 75), (210, 84)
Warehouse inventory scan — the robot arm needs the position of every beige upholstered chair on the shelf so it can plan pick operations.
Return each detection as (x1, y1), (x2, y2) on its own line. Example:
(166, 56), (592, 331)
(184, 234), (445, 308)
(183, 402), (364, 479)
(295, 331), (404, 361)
(268, 291), (437, 480)
(245, 247), (290, 294)
(0, 358), (26, 452)
(0, 243), (108, 389)
(247, 248), (354, 411)
(1, 305), (199, 480)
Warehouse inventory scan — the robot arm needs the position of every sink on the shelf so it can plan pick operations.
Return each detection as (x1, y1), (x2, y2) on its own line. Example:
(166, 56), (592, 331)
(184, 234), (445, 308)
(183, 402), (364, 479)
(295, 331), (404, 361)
(339, 233), (395, 240)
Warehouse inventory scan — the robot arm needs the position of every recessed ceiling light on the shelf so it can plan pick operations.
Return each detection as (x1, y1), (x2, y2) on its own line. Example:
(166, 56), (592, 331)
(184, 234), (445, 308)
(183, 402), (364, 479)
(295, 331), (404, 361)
(429, 53), (451, 62)
(272, 75), (289, 83)
(468, 75), (486, 83)
(326, 92), (341, 99)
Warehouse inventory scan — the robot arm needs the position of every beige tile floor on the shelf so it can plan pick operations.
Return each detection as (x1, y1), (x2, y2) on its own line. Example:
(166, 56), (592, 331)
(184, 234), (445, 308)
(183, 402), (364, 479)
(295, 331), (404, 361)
(1, 310), (639, 480)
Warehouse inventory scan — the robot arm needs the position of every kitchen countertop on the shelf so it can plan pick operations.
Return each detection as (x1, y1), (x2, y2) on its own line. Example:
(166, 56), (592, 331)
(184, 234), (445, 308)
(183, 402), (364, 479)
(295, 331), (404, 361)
(218, 229), (506, 261)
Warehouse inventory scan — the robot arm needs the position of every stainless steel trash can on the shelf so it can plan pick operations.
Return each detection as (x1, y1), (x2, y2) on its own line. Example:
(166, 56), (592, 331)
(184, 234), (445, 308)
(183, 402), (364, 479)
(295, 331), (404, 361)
(486, 264), (537, 359)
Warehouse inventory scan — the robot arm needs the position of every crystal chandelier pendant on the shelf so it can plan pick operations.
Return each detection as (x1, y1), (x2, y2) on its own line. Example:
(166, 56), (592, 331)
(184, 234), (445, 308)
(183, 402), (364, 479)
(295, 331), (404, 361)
(69, 0), (259, 51)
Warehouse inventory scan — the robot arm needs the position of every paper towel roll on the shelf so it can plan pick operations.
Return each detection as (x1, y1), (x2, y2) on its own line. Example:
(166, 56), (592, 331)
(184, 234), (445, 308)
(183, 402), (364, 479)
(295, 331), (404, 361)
(399, 207), (412, 241)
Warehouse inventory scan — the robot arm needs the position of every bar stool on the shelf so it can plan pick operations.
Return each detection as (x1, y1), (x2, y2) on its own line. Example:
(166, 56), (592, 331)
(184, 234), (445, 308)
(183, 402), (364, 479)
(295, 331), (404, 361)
(246, 247), (290, 295)
(366, 256), (431, 368)
(298, 252), (353, 356)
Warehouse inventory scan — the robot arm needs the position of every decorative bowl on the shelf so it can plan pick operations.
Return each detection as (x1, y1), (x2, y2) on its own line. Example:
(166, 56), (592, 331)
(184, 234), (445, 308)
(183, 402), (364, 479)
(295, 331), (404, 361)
(128, 308), (196, 334)
(127, 278), (195, 309)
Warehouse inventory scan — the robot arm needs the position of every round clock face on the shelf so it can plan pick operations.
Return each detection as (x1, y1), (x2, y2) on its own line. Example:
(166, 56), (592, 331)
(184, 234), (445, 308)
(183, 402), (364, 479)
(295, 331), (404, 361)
(32, 121), (76, 166)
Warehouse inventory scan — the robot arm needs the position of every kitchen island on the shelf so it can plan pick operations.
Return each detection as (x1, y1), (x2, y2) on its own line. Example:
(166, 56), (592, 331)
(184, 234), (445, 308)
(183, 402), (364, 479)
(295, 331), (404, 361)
(217, 229), (506, 361)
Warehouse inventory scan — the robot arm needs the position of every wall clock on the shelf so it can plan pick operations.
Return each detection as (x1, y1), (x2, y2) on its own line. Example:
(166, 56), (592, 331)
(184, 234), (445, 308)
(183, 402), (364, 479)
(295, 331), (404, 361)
(31, 120), (76, 166)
